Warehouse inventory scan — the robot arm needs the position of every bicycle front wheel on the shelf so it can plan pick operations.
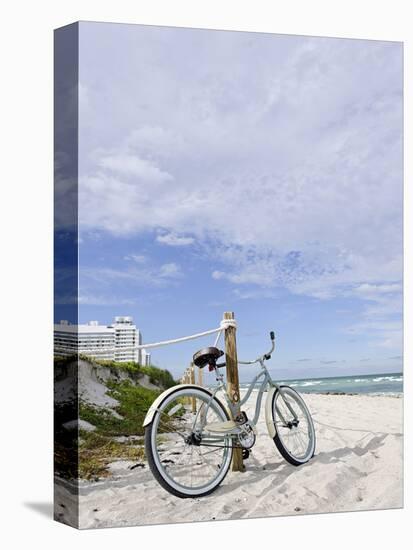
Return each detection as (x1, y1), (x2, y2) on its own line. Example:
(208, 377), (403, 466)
(145, 386), (233, 498)
(271, 385), (316, 466)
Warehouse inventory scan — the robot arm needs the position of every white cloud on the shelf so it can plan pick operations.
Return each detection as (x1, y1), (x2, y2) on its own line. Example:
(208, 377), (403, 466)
(352, 283), (402, 298)
(99, 153), (173, 182)
(124, 254), (146, 263)
(345, 318), (403, 350)
(78, 28), (402, 338)
(78, 294), (139, 306)
(343, 282), (403, 349)
(80, 261), (183, 291)
(156, 232), (194, 246)
(232, 288), (278, 300)
(159, 263), (182, 278)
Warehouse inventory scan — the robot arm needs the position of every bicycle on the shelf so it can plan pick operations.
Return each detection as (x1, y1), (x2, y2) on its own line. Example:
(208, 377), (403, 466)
(143, 331), (316, 498)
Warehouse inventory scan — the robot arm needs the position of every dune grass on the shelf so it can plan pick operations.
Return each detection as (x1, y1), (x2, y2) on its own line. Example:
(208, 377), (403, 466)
(55, 356), (178, 481)
(79, 431), (145, 481)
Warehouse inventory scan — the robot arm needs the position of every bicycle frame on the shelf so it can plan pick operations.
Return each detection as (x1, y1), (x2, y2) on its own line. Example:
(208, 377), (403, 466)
(193, 356), (299, 441)
(144, 334), (316, 499)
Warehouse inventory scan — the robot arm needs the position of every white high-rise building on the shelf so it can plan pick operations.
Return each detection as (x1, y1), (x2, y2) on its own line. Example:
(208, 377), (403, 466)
(141, 349), (151, 367)
(54, 316), (148, 364)
(112, 316), (142, 363)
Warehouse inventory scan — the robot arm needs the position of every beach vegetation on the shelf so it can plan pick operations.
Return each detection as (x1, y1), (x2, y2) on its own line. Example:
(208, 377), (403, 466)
(79, 430), (145, 481)
(55, 355), (178, 481)
(82, 356), (176, 389)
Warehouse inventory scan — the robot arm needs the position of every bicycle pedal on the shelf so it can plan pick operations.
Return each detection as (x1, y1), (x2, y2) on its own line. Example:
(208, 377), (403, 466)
(235, 411), (248, 425)
(242, 449), (250, 460)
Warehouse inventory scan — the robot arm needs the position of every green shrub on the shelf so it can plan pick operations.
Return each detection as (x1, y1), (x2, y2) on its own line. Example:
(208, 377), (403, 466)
(58, 356), (178, 481)
(79, 382), (161, 437)
(140, 365), (175, 388)
(82, 356), (177, 390)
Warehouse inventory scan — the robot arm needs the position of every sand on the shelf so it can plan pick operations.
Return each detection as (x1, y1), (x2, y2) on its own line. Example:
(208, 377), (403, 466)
(55, 392), (403, 529)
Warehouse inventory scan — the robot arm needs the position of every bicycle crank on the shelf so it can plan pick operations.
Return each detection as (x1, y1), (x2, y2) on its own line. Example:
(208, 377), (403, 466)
(237, 422), (256, 449)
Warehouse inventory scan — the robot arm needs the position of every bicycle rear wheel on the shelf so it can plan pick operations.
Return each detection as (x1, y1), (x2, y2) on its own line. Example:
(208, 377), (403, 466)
(145, 386), (233, 498)
(271, 385), (316, 465)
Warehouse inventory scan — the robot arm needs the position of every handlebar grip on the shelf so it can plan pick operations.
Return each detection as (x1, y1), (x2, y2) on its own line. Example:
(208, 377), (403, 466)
(270, 331), (275, 341)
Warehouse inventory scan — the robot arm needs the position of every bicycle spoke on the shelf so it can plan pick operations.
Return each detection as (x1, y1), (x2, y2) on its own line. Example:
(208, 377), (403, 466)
(149, 389), (232, 493)
(273, 387), (314, 462)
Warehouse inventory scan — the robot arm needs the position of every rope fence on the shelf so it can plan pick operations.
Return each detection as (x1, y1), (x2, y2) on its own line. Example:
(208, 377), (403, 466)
(135, 318), (237, 350)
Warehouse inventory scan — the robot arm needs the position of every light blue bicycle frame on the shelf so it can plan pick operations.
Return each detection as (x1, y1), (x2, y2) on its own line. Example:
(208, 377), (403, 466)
(192, 349), (299, 443)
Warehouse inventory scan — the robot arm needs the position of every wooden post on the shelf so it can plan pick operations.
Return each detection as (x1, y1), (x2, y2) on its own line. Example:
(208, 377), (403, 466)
(223, 311), (245, 472)
(198, 364), (207, 424)
(184, 370), (189, 404)
(190, 363), (196, 413)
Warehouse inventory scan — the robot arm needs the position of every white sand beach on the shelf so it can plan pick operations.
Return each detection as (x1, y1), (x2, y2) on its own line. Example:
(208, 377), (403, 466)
(55, 392), (403, 529)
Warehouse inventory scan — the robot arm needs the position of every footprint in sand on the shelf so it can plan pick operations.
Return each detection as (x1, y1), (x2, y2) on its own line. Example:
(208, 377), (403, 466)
(221, 504), (232, 514)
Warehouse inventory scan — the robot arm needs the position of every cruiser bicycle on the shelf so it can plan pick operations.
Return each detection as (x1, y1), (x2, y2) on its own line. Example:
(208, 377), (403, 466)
(143, 331), (316, 498)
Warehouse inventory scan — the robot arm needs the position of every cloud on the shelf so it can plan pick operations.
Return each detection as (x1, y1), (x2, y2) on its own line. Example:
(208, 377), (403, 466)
(156, 232), (195, 246)
(344, 318), (403, 350)
(98, 153), (173, 182)
(124, 254), (146, 263)
(158, 263), (182, 279)
(232, 288), (278, 300)
(375, 330), (403, 349)
(77, 27), (402, 348)
(80, 262), (183, 291)
(352, 283), (402, 298)
(78, 294), (139, 306)
(343, 281), (403, 349)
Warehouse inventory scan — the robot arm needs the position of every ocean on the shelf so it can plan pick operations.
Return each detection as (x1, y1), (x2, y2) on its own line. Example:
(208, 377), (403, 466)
(240, 372), (403, 395)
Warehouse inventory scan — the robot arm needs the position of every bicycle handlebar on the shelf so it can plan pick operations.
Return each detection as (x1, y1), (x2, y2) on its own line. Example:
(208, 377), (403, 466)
(238, 331), (275, 365)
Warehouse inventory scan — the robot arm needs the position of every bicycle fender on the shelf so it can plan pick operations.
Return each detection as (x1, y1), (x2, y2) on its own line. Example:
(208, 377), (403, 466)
(142, 384), (214, 427)
(265, 386), (277, 438)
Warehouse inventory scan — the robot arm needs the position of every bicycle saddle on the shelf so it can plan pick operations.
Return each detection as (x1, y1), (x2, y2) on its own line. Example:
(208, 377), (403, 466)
(193, 347), (224, 368)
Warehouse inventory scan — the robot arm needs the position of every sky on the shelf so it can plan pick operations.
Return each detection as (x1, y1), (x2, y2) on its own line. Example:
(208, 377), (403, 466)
(61, 22), (403, 380)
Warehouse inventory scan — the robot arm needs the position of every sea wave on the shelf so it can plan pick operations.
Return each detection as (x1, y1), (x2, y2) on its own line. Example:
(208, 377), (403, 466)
(296, 380), (323, 387)
(240, 373), (403, 394)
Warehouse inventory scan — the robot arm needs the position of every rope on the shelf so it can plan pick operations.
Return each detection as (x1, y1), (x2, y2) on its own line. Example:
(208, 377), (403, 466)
(213, 330), (222, 347)
(219, 319), (237, 330)
(135, 317), (237, 350)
